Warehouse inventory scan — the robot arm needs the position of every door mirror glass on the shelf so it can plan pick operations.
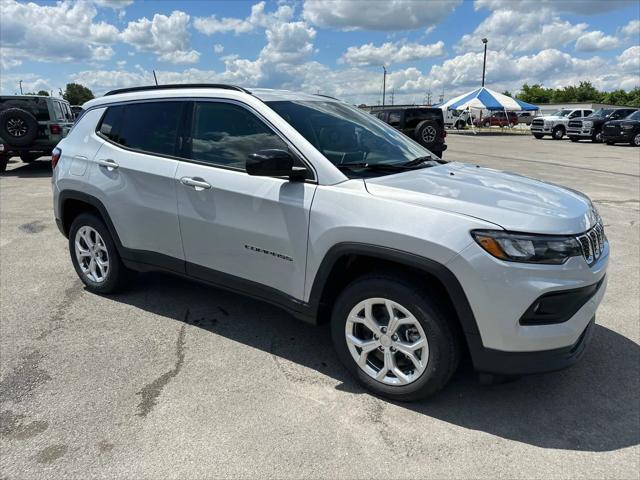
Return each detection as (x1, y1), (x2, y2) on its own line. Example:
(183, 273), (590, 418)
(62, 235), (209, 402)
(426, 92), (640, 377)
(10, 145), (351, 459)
(246, 149), (306, 179)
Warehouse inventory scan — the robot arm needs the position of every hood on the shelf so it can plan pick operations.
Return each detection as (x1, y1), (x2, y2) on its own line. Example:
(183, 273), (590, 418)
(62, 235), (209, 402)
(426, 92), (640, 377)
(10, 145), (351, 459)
(538, 115), (567, 121)
(365, 162), (597, 235)
(605, 119), (638, 126)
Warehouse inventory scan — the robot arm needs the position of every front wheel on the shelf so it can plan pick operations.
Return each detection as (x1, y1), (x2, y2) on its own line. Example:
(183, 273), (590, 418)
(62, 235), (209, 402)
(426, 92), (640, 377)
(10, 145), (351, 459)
(632, 133), (640, 146)
(552, 126), (565, 140)
(331, 275), (460, 401)
(533, 134), (544, 139)
(570, 137), (579, 142)
(69, 213), (135, 294)
(592, 130), (602, 143)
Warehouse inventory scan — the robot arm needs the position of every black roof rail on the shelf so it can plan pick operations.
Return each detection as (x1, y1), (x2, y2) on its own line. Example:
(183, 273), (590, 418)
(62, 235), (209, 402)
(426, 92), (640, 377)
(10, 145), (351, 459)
(104, 84), (252, 97)
(314, 93), (341, 101)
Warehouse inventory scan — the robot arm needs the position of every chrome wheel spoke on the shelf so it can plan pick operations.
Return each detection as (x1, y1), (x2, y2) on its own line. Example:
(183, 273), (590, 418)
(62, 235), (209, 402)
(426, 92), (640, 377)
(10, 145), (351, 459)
(345, 297), (429, 387)
(74, 226), (109, 284)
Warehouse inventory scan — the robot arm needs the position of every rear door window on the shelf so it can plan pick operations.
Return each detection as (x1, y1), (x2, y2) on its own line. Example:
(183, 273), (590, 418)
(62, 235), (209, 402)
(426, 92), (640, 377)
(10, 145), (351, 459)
(52, 101), (65, 121)
(387, 111), (401, 127)
(116, 101), (184, 156)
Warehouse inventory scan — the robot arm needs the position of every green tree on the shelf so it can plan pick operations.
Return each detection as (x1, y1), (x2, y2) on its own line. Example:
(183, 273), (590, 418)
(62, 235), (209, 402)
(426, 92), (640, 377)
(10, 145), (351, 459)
(36, 90), (49, 96)
(517, 84), (553, 104)
(502, 90), (512, 97)
(62, 83), (94, 105)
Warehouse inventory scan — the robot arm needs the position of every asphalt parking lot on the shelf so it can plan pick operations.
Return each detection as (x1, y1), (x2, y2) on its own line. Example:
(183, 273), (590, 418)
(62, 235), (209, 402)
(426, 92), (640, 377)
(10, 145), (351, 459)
(1, 135), (638, 479)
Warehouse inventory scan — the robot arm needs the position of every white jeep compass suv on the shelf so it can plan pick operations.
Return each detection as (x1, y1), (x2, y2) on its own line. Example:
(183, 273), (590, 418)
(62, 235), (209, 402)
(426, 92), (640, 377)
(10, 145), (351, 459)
(52, 85), (608, 400)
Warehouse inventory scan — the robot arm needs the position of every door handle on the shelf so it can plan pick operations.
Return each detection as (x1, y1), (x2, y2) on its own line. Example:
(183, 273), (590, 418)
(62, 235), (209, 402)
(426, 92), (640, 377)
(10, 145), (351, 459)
(180, 176), (211, 190)
(97, 158), (119, 171)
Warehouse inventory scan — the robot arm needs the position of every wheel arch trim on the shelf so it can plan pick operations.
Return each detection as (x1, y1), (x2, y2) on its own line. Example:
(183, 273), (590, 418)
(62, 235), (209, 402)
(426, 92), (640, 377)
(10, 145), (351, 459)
(308, 242), (480, 336)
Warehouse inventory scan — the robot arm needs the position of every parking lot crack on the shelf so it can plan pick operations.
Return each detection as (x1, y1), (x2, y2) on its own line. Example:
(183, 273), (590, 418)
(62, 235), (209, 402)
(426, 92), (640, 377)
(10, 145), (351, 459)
(135, 320), (187, 418)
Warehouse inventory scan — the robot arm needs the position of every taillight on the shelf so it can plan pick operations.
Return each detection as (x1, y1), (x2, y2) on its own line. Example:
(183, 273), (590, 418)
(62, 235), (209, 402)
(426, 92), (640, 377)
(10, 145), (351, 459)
(51, 147), (61, 169)
(50, 124), (62, 134)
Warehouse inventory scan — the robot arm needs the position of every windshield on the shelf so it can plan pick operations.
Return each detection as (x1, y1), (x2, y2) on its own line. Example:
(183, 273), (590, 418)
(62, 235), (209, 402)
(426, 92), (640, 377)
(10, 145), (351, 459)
(551, 109), (572, 117)
(588, 109), (614, 118)
(266, 100), (437, 171)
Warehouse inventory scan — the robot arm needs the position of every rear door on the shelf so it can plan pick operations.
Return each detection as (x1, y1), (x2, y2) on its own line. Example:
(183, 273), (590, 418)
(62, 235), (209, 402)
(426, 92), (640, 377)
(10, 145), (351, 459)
(174, 99), (316, 300)
(89, 101), (186, 265)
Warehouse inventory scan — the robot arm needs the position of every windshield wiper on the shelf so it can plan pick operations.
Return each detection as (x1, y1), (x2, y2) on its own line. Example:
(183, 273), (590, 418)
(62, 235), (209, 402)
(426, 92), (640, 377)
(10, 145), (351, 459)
(335, 162), (417, 172)
(401, 155), (446, 167)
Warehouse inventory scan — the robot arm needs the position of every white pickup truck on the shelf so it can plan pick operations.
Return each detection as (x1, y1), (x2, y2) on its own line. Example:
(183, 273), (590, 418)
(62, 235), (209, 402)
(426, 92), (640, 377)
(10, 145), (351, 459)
(441, 108), (470, 129)
(530, 108), (593, 140)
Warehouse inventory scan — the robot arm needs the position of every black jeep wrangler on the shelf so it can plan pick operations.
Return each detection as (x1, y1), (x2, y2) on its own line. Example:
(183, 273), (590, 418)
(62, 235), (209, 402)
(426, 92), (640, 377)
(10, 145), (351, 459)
(0, 95), (74, 172)
(370, 106), (447, 158)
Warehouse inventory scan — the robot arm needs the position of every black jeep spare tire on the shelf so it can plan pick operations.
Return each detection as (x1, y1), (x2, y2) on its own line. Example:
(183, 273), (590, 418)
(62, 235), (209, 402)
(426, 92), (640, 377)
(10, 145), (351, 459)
(0, 108), (38, 147)
(414, 120), (439, 148)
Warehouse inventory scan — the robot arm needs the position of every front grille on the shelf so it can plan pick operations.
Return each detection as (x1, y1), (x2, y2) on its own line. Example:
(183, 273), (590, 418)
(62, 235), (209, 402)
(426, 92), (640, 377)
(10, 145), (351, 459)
(576, 223), (605, 266)
(568, 120), (583, 128)
(603, 124), (619, 133)
(531, 119), (544, 127)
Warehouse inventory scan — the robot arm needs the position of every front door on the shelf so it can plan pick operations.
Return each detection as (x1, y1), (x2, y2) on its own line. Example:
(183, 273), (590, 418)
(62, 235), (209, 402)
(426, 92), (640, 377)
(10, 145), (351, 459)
(175, 100), (316, 300)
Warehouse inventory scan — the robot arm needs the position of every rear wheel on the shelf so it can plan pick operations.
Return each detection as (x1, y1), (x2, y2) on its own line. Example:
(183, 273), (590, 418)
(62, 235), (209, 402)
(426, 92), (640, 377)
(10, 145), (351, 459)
(68, 213), (135, 294)
(605, 141), (614, 146)
(331, 275), (460, 401)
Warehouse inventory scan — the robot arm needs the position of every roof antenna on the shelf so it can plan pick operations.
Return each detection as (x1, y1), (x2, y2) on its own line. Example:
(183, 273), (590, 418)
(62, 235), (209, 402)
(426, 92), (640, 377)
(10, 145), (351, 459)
(152, 70), (159, 86)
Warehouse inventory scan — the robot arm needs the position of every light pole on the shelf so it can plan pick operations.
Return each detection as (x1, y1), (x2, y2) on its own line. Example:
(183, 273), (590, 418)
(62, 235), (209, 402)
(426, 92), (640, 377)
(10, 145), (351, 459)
(382, 65), (387, 106)
(481, 38), (488, 87)
(19, 80), (23, 95)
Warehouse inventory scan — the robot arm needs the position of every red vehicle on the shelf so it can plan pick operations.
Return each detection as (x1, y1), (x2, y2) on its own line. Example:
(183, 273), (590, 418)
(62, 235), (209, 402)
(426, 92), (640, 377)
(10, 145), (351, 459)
(473, 111), (519, 127)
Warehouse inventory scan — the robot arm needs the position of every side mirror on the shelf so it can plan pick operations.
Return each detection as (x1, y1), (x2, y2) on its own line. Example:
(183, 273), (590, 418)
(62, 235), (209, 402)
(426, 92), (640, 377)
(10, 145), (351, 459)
(246, 149), (307, 180)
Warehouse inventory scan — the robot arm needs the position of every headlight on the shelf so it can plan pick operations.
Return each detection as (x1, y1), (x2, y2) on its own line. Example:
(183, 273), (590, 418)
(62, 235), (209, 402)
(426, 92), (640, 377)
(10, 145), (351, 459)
(471, 230), (583, 264)
(621, 124), (634, 130)
(543, 121), (551, 126)
(583, 121), (593, 127)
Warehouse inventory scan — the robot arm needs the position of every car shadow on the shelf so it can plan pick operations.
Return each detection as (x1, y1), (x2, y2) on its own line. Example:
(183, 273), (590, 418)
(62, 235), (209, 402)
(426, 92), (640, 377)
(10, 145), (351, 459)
(105, 271), (639, 453)
(1, 159), (52, 178)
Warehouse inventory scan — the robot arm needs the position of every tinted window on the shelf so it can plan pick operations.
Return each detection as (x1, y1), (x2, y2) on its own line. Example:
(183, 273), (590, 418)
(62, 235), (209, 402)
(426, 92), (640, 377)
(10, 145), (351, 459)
(610, 109), (632, 120)
(98, 106), (125, 142)
(52, 101), (65, 121)
(387, 111), (401, 126)
(190, 101), (287, 169)
(117, 102), (183, 156)
(583, 110), (592, 117)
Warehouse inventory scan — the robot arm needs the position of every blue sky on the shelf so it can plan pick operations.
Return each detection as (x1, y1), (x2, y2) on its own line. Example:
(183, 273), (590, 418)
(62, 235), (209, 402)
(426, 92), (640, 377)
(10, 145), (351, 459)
(1, 0), (639, 104)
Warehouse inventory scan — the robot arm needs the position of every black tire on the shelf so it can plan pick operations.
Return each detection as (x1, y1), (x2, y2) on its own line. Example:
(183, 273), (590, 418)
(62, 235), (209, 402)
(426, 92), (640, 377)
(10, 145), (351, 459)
(0, 154), (8, 173)
(0, 108), (38, 147)
(632, 133), (640, 147)
(331, 274), (460, 401)
(68, 213), (135, 294)
(605, 141), (614, 146)
(414, 120), (439, 149)
(570, 137), (579, 142)
(592, 130), (602, 143)
(19, 152), (41, 163)
(552, 126), (565, 140)
(533, 134), (543, 139)
(455, 120), (465, 130)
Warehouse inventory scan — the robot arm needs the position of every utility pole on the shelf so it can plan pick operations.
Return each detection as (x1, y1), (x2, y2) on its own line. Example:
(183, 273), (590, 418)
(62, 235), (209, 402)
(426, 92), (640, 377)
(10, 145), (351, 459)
(481, 38), (488, 87)
(19, 80), (23, 95)
(381, 65), (387, 106)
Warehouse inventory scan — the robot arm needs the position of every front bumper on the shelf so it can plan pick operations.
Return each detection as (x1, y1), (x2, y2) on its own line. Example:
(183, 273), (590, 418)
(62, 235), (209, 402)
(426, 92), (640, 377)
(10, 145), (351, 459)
(531, 125), (551, 134)
(602, 132), (634, 142)
(567, 127), (593, 138)
(468, 317), (595, 375)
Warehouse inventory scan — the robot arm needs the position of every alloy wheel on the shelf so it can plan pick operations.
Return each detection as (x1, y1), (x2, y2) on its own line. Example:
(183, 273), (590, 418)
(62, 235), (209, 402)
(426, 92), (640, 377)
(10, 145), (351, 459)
(421, 126), (437, 143)
(345, 298), (429, 386)
(74, 226), (110, 283)
(6, 118), (27, 137)
(634, 134), (640, 146)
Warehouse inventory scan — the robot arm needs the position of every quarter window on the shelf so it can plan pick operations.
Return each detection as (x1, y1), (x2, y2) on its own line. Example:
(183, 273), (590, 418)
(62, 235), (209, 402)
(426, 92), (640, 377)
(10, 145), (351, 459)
(117, 102), (184, 156)
(387, 111), (401, 126)
(190, 102), (287, 170)
(98, 106), (125, 143)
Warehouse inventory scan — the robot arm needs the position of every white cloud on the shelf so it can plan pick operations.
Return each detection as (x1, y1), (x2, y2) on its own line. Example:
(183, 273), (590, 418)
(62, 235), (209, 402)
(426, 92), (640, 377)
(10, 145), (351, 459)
(621, 20), (640, 38)
(617, 46), (640, 74)
(575, 31), (619, 51)
(91, 45), (115, 61)
(302, 0), (461, 31)
(194, 1), (293, 35)
(260, 21), (316, 63)
(0, 0), (120, 64)
(121, 10), (200, 64)
(474, 0), (631, 14)
(340, 41), (445, 66)
(456, 8), (590, 53)
(0, 72), (52, 96)
(213, 44), (225, 54)
(92, 0), (133, 9)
